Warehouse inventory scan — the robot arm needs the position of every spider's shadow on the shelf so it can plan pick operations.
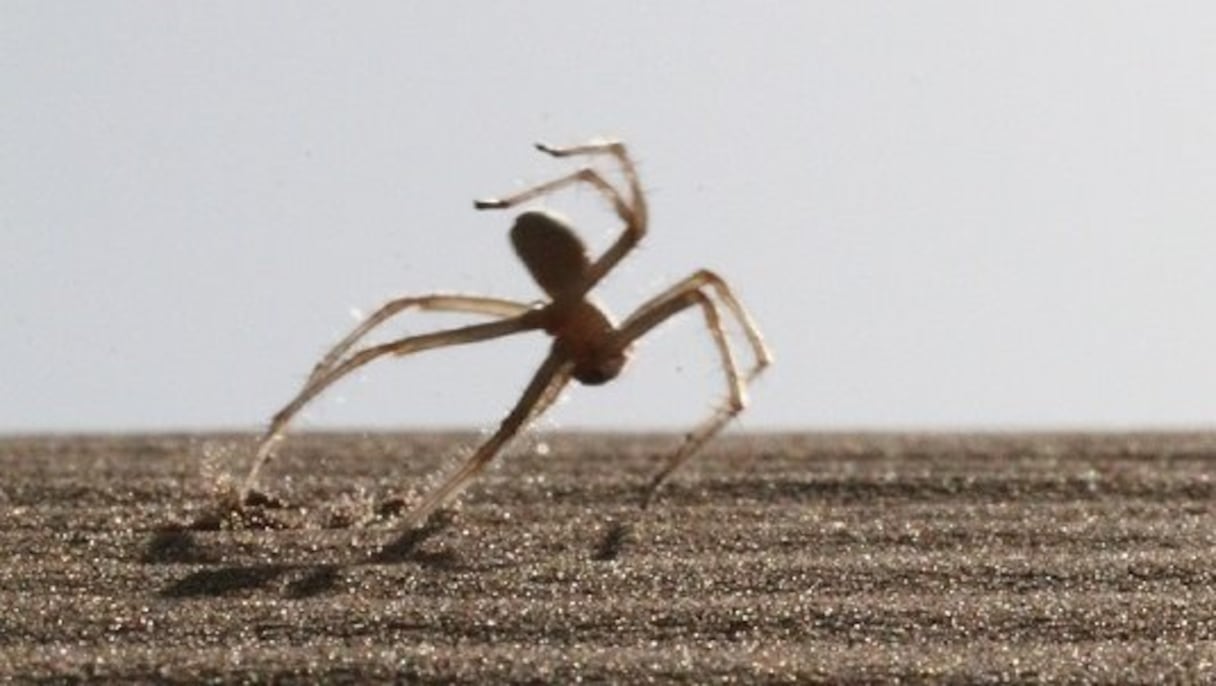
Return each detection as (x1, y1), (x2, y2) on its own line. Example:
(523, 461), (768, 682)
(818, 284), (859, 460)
(286, 564), (342, 598)
(160, 564), (294, 598)
(370, 510), (461, 569)
(145, 529), (344, 599)
(149, 495), (643, 600)
(150, 510), (464, 599)
(592, 520), (635, 561)
(143, 529), (219, 564)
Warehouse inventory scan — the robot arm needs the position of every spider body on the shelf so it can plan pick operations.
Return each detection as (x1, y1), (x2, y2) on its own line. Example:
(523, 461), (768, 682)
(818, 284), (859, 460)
(547, 301), (628, 386)
(511, 209), (630, 385)
(510, 210), (591, 297)
(240, 139), (771, 529)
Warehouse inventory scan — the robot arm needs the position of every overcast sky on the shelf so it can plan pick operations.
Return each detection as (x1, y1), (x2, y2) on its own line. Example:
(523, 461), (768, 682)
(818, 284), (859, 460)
(4, 2), (1216, 433)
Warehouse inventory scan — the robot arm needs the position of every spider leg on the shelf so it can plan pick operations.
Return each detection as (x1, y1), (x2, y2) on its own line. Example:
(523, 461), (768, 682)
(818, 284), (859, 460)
(398, 350), (574, 530)
(624, 270), (773, 382)
(474, 167), (630, 219)
(534, 140), (650, 297)
(534, 139), (645, 220)
(476, 140), (649, 301)
(240, 314), (541, 503)
(527, 359), (571, 422)
(306, 294), (531, 387)
(611, 273), (771, 507)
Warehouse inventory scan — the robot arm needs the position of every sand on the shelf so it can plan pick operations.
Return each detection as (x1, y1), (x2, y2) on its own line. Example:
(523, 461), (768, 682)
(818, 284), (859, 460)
(3, 431), (1216, 683)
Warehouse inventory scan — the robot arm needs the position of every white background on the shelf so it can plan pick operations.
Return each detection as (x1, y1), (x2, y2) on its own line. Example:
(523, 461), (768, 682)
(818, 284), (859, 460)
(5, 3), (1216, 432)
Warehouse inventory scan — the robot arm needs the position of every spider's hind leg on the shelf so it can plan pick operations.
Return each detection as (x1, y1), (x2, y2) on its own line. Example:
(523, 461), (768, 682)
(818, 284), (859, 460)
(612, 271), (772, 508)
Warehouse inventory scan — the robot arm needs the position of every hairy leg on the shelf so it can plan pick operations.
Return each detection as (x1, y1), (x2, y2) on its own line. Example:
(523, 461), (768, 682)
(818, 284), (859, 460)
(534, 140), (649, 296)
(241, 314), (540, 502)
(476, 139), (648, 301)
(307, 294), (531, 387)
(615, 269), (775, 505)
(624, 269), (772, 381)
(397, 350), (574, 530)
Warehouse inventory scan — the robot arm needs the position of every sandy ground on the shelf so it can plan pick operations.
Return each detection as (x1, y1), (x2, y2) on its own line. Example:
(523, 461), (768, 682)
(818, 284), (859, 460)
(3, 431), (1216, 683)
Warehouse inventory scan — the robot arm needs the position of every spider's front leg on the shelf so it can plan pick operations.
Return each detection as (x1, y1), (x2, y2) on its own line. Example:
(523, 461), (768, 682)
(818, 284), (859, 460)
(472, 167), (627, 217)
(395, 350), (574, 531)
(531, 139), (645, 220)
(473, 140), (648, 301)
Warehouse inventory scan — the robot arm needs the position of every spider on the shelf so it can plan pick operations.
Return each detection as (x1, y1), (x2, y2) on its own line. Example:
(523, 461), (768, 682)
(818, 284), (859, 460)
(238, 139), (772, 529)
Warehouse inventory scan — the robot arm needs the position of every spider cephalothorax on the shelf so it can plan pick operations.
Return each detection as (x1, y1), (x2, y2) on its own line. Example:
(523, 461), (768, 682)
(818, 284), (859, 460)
(240, 139), (771, 529)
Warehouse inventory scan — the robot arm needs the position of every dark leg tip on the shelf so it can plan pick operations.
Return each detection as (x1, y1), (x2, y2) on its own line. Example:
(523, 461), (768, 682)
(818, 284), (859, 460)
(592, 520), (634, 561)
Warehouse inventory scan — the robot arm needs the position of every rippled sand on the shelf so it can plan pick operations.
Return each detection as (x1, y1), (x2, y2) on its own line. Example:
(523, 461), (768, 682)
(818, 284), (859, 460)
(4, 432), (1216, 682)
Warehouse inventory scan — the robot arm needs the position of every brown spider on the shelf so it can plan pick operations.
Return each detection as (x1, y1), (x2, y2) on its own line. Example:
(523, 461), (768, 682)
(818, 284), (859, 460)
(239, 139), (771, 528)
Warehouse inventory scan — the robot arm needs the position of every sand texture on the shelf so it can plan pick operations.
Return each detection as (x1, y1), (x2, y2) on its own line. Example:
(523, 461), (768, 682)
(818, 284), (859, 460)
(3, 431), (1216, 683)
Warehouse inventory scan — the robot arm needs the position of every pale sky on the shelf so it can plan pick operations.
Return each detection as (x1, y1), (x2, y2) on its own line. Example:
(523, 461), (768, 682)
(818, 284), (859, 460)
(4, 2), (1216, 433)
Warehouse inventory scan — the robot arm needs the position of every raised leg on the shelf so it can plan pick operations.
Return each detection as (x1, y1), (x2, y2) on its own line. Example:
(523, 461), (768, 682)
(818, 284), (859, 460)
(474, 167), (629, 219)
(535, 140), (649, 295)
(397, 350), (574, 530)
(475, 140), (648, 300)
(612, 272), (772, 507)
(240, 314), (541, 503)
(306, 294), (531, 387)
(534, 140), (645, 222)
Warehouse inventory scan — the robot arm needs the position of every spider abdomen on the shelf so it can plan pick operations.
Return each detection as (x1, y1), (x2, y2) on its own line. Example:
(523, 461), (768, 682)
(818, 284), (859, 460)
(511, 210), (592, 298)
